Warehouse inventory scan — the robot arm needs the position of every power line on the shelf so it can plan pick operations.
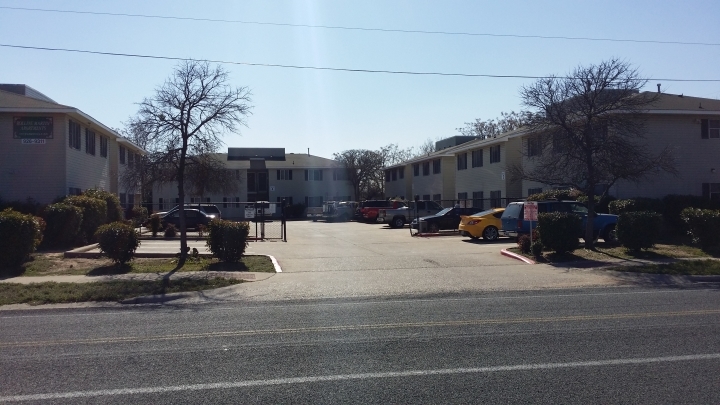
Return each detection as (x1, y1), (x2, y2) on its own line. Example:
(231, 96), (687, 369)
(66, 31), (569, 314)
(1, 43), (719, 82)
(2, 5), (719, 47)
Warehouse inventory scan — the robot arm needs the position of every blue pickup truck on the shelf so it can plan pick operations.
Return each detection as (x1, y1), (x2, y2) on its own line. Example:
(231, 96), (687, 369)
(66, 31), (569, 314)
(500, 200), (618, 242)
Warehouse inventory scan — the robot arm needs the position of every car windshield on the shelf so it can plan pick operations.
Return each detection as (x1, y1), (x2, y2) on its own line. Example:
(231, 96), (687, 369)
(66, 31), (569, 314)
(436, 208), (453, 216)
(471, 209), (496, 217)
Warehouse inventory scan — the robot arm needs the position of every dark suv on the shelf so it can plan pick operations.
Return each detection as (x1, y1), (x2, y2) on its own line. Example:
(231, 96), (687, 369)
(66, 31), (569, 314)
(500, 200), (617, 242)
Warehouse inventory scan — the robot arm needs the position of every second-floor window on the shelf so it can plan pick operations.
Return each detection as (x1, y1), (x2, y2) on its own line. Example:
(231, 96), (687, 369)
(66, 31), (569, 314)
(119, 145), (126, 164)
(433, 159), (441, 174)
(332, 169), (347, 181)
(422, 162), (430, 176)
(85, 129), (96, 155)
(709, 119), (720, 139)
(277, 169), (293, 180)
(100, 137), (107, 158)
(399, 168), (404, 179)
(413, 164), (420, 176)
(128, 151), (135, 166)
(527, 136), (542, 157)
(490, 145), (501, 163)
(471, 149), (483, 168)
(457, 153), (467, 170)
(305, 169), (323, 181)
(392, 169), (397, 181)
(68, 120), (81, 150)
(385, 170), (391, 182)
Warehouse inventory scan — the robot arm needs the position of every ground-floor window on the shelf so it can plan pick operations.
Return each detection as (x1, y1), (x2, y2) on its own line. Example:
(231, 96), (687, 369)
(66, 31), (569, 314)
(703, 183), (720, 201)
(472, 191), (484, 209)
(305, 196), (323, 207)
(422, 194), (430, 201)
(527, 187), (543, 196)
(158, 198), (164, 210)
(490, 190), (502, 208)
(432, 194), (441, 202)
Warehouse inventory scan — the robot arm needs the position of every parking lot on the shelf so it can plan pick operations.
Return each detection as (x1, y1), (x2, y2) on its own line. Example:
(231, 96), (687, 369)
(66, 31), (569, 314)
(230, 220), (623, 301)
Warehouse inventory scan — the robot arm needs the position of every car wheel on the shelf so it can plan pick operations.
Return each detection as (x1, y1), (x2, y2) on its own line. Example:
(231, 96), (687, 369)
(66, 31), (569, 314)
(602, 224), (618, 244)
(482, 226), (499, 241)
(392, 217), (405, 228)
(428, 223), (439, 233)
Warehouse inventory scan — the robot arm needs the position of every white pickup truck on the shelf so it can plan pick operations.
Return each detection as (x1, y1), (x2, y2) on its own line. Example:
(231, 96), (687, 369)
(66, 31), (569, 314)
(377, 200), (444, 228)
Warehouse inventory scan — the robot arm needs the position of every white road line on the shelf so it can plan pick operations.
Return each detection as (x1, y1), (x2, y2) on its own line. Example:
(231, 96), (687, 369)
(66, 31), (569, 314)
(2, 353), (719, 402)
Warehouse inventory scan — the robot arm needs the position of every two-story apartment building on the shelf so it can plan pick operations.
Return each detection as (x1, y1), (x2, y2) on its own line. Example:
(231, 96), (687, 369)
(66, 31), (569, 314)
(0, 84), (145, 207)
(386, 92), (720, 207)
(151, 148), (354, 218)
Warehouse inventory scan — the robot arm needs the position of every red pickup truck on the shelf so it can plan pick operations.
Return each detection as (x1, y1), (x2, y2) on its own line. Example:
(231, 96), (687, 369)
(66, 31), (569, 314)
(357, 200), (406, 223)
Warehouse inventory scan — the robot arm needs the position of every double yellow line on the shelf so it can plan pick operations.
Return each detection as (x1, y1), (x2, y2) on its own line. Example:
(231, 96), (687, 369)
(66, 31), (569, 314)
(3, 309), (719, 348)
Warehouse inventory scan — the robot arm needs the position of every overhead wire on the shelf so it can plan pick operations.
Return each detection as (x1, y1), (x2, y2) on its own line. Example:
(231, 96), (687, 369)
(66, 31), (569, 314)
(1, 5), (719, 47)
(1, 43), (719, 82)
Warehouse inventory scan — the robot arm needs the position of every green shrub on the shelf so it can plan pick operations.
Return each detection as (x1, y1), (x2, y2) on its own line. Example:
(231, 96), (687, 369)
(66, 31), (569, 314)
(608, 198), (663, 215)
(527, 189), (584, 202)
(65, 195), (107, 243)
(617, 211), (663, 252)
(663, 195), (720, 231)
(681, 208), (720, 251)
(82, 189), (123, 222)
(537, 212), (581, 254)
(149, 214), (162, 237)
(206, 219), (250, 262)
(517, 234), (531, 253)
(129, 206), (148, 228)
(531, 241), (543, 257)
(94, 222), (140, 264)
(0, 209), (43, 268)
(164, 223), (177, 238)
(43, 203), (83, 247)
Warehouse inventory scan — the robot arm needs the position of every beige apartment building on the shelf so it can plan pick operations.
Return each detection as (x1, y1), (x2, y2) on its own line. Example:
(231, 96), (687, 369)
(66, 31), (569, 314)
(0, 84), (145, 207)
(386, 92), (720, 206)
(151, 148), (354, 218)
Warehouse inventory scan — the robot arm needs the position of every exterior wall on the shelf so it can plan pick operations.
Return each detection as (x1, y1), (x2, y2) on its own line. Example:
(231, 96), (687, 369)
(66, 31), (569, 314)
(384, 166), (413, 200)
(65, 117), (112, 195)
(441, 156), (456, 202)
(454, 139), (521, 207)
(269, 168), (353, 204)
(0, 112), (67, 203)
(611, 115), (720, 199)
(410, 157), (447, 200)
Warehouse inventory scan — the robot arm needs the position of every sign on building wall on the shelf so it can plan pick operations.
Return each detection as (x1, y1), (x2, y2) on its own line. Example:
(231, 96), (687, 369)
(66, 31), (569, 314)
(13, 117), (53, 139)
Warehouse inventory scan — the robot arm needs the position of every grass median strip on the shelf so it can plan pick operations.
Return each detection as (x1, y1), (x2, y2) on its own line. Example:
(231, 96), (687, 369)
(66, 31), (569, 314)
(0, 278), (242, 306)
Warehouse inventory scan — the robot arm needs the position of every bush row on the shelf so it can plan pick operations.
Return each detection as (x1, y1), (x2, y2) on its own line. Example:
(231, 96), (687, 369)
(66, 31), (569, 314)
(681, 208), (720, 251)
(0, 209), (44, 268)
(616, 211), (662, 251)
(609, 195), (720, 231)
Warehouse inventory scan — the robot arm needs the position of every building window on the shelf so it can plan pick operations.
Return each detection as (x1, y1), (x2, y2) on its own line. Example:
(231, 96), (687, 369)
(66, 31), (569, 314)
(528, 187), (543, 196)
(100, 136), (108, 158)
(422, 194), (430, 200)
(472, 191), (484, 209)
(84, 129), (96, 155)
(305, 196), (323, 207)
(432, 194), (442, 202)
(305, 169), (323, 181)
(175, 198), (179, 204)
(433, 159), (441, 174)
(68, 120), (81, 150)
(128, 152), (135, 167)
(413, 164), (420, 177)
(457, 153), (467, 171)
(332, 169), (347, 181)
(235, 197), (241, 208)
(119, 145), (126, 164)
(119, 193), (127, 208)
(385, 170), (391, 182)
(703, 183), (720, 201)
(490, 190), (502, 208)
(490, 145), (501, 163)
(527, 136), (542, 157)
(277, 169), (293, 180)
(471, 149), (483, 168)
(158, 198), (164, 210)
(392, 169), (397, 181)
(709, 120), (720, 139)
(458, 192), (468, 201)
(399, 168), (404, 179)
(422, 162), (430, 176)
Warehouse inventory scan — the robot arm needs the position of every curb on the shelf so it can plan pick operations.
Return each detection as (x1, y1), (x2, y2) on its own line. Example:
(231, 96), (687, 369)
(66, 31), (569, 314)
(500, 249), (536, 264)
(267, 254), (282, 273)
(64, 244), (100, 258)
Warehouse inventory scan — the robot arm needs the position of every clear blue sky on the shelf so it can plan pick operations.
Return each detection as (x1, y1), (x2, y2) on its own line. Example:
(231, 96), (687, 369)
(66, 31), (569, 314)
(1, 0), (719, 159)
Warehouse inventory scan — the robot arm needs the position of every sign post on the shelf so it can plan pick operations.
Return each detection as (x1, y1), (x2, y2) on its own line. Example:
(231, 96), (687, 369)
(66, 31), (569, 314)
(524, 201), (539, 245)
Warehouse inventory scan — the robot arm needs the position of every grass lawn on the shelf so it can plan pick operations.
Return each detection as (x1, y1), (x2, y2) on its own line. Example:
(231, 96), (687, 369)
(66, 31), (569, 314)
(509, 242), (715, 264)
(0, 278), (241, 306)
(608, 259), (720, 275)
(1, 254), (275, 278)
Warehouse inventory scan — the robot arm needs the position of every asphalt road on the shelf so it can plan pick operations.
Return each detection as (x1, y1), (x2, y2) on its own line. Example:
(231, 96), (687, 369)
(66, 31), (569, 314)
(2, 287), (720, 404)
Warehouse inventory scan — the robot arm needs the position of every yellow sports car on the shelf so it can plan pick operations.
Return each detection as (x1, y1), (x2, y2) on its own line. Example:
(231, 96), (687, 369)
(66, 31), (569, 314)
(458, 208), (505, 241)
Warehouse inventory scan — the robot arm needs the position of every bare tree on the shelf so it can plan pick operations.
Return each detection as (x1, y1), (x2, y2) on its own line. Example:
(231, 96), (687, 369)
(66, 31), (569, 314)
(131, 61), (252, 266)
(333, 149), (385, 201)
(457, 111), (532, 140)
(509, 59), (675, 248)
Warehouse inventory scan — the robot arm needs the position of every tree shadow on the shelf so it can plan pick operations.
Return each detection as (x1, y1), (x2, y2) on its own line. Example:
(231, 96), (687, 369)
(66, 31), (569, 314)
(205, 261), (249, 272)
(0, 265), (25, 279)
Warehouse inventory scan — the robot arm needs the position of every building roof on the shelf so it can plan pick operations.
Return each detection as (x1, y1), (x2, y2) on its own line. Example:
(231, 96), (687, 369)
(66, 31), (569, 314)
(209, 152), (342, 169)
(643, 92), (720, 113)
(0, 87), (146, 154)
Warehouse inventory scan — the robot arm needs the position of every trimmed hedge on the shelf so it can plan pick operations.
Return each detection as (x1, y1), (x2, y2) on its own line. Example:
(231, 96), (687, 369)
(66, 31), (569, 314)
(0, 208), (43, 268)
(537, 212), (581, 254)
(43, 203), (83, 247)
(129, 206), (148, 228)
(527, 189), (584, 202)
(95, 222), (140, 264)
(609, 198), (663, 215)
(65, 195), (107, 243)
(681, 208), (720, 251)
(206, 219), (250, 262)
(616, 211), (663, 251)
(149, 214), (162, 237)
(82, 189), (123, 222)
